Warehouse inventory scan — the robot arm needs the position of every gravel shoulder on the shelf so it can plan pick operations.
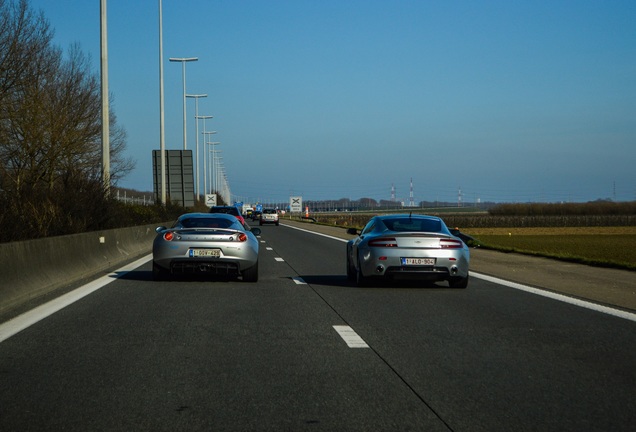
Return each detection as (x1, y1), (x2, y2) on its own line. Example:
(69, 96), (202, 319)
(281, 219), (636, 312)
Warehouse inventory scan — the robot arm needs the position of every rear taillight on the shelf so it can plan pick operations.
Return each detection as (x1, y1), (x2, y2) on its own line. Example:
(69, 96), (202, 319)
(237, 233), (247, 242)
(440, 238), (463, 249)
(163, 231), (174, 241)
(369, 237), (398, 247)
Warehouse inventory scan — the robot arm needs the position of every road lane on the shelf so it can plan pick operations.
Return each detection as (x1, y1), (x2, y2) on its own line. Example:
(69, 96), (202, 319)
(1, 222), (634, 431)
(262, 222), (636, 431)
(0, 229), (450, 431)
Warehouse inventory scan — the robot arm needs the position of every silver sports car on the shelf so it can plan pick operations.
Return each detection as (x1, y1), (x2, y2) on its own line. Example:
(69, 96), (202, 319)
(152, 213), (261, 282)
(346, 214), (470, 287)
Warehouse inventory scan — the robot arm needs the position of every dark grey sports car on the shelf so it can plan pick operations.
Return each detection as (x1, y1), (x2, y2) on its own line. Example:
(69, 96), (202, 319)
(152, 213), (261, 282)
(346, 214), (470, 287)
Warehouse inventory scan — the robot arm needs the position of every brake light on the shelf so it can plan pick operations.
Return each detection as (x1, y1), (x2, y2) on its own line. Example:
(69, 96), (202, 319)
(369, 237), (398, 247)
(237, 233), (247, 242)
(163, 231), (174, 241)
(440, 238), (462, 249)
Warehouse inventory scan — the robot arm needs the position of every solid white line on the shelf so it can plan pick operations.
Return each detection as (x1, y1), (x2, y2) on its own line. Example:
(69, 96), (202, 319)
(333, 325), (369, 348)
(282, 223), (347, 242)
(283, 222), (636, 322)
(472, 272), (636, 322)
(0, 254), (153, 343)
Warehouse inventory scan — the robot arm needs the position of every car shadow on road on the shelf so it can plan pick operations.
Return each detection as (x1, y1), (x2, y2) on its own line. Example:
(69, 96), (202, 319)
(298, 275), (449, 289)
(112, 270), (151, 281)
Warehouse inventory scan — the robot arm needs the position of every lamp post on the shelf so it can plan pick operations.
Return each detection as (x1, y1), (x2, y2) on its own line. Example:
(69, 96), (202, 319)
(208, 144), (220, 193)
(100, 0), (110, 191)
(158, 0), (166, 204)
(187, 94), (207, 199)
(169, 57), (198, 150)
(202, 130), (217, 194)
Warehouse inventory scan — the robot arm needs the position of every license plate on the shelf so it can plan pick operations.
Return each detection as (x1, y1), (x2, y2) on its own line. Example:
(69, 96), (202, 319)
(401, 257), (435, 266)
(189, 249), (221, 258)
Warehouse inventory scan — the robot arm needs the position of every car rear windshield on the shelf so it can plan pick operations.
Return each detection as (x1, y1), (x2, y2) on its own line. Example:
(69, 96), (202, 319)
(263, 209), (276, 214)
(209, 207), (238, 215)
(383, 218), (442, 233)
(180, 218), (235, 229)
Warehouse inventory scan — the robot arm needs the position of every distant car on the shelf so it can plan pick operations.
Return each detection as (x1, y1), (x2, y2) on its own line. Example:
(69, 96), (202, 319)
(153, 213), (261, 282)
(259, 208), (279, 226)
(251, 210), (262, 221)
(346, 214), (470, 287)
(209, 205), (246, 226)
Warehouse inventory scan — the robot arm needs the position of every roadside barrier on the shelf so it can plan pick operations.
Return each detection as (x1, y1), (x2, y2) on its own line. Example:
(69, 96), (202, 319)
(0, 223), (166, 316)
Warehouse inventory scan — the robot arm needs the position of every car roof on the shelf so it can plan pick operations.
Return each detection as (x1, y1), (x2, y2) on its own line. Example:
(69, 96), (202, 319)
(179, 212), (236, 221)
(209, 206), (239, 213)
(375, 214), (442, 221)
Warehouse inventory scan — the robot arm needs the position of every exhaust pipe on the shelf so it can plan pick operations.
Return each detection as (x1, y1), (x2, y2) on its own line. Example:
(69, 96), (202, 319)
(376, 265), (385, 274)
(450, 266), (459, 275)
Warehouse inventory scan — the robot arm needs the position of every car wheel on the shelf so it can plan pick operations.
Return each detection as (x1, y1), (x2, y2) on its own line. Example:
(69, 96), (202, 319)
(242, 261), (259, 282)
(152, 261), (169, 281)
(356, 255), (368, 287)
(346, 248), (356, 281)
(448, 273), (469, 288)
(275, 222), (279, 226)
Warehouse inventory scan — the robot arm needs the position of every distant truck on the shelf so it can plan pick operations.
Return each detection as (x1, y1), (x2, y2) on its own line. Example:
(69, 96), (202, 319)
(242, 204), (254, 217)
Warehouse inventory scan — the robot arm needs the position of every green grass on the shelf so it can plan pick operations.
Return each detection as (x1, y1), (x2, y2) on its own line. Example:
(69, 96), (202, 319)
(472, 234), (636, 271)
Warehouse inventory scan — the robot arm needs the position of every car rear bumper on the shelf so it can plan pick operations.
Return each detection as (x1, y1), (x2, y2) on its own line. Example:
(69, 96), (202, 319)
(169, 259), (240, 275)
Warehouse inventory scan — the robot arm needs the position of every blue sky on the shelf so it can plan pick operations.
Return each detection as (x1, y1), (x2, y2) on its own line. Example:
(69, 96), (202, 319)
(29, 0), (636, 204)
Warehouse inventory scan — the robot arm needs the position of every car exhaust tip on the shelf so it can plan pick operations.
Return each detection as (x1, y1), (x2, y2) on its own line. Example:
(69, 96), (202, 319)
(376, 265), (384, 274)
(450, 265), (459, 275)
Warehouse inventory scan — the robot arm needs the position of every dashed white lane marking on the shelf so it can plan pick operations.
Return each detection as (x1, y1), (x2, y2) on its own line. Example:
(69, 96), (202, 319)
(274, 257), (285, 262)
(292, 277), (307, 285)
(266, 247), (273, 251)
(333, 325), (369, 348)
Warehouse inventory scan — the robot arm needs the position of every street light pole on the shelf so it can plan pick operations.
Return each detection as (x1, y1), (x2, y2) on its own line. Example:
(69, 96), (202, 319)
(187, 94), (207, 200)
(209, 143), (220, 193)
(197, 119), (214, 194)
(169, 57), (198, 150)
(100, 0), (110, 191)
(202, 131), (217, 195)
(158, 0), (166, 204)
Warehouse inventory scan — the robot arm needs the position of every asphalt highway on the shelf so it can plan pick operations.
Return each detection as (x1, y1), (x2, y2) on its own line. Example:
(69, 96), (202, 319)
(1, 221), (635, 431)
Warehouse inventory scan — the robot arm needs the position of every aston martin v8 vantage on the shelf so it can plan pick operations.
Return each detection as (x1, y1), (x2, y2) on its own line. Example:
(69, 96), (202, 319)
(346, 214), (469, 287)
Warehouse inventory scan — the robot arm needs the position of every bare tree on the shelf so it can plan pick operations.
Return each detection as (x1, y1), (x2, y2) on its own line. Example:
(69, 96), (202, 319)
(0, 0), (135, 240)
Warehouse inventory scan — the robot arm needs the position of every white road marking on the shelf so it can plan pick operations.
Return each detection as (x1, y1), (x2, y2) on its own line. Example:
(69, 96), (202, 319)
(266, 247), (273, 251)
(292, 277), (306, 285)
(473, 273), (636, 322)
(0, 254), (153, 343)
(333, 325), (369, 348)
(282, 222), (636, 322)
(275, 257), (285, 262)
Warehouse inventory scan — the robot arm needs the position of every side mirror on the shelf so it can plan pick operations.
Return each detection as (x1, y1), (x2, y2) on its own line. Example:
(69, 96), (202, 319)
(250, 227), (262, 236)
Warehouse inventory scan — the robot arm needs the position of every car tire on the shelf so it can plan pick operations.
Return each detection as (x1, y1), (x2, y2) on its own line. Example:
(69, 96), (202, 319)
(152, 261), (169, 281)
(356, 256), (368, 287)
(242, 261), (259, 282)
(275, 222), (279, 226)
(346, 250), (355, 281)
(448, 273), (469, 288)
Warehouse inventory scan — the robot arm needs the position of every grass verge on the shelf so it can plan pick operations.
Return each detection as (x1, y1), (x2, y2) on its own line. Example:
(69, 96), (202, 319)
(464, 227), (636, 271)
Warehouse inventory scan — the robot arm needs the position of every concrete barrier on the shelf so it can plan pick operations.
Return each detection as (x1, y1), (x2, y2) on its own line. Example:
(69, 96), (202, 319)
(0, 223), (167, 316)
